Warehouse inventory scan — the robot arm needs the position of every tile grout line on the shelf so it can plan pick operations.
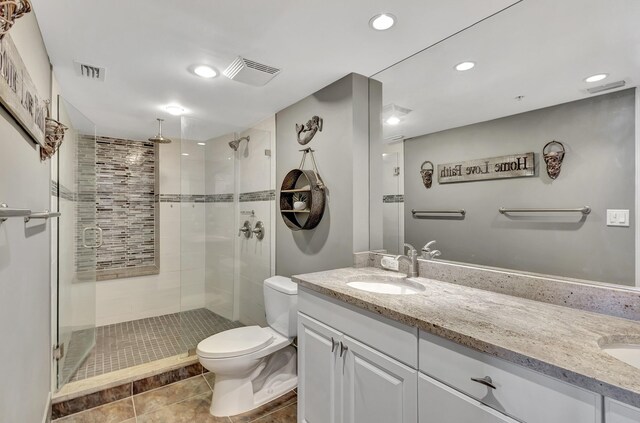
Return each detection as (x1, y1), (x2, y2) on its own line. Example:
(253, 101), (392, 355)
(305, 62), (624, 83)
(131, 396), (137, 423)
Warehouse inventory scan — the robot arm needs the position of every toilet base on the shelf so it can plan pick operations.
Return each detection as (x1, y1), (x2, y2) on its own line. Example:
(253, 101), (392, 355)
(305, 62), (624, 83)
(209, 346), (297, 417)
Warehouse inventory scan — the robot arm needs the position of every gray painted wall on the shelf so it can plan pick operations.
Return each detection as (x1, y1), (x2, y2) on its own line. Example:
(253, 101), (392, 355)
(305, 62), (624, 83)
(276, 74), (376, 277)
(404, 89), (636, 285)
(0, 13), (53, 423)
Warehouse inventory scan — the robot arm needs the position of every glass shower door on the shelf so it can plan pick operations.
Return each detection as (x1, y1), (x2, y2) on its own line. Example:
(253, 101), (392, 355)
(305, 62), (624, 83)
(55, 97), (98, 389)
(178, 116), (274, 353)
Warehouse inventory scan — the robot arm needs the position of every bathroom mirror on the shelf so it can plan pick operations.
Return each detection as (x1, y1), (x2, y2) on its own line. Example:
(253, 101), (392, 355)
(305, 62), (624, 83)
(372, 0), (640, 287)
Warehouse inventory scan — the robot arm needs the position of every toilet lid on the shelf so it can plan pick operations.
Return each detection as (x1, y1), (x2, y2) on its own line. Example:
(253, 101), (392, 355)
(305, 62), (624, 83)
(197, 326), (274, 359)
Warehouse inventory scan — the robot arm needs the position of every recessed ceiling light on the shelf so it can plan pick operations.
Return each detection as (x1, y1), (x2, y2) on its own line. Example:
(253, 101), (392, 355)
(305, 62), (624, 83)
(197, 142), (206, 146)
(193, 65), (217, 79)
(585, 73), (608, 83)
(369, 13), (396, 31)
(165, 105), (185, 116)
(181, 153), (189, 156)
(455, 61), (476, 71)
(385, 116), (401, 125)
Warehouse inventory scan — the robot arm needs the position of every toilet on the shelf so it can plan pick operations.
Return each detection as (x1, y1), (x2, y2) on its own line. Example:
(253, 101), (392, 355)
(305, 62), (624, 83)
(197, 276), (298, 417)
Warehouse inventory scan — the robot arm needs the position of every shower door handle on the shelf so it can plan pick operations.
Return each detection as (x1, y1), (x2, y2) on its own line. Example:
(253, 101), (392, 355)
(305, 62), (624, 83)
(82, 226), (103, 249)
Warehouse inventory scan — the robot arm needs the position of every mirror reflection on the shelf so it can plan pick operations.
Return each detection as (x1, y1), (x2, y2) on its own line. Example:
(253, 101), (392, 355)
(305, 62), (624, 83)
(374, 0), (640, 286)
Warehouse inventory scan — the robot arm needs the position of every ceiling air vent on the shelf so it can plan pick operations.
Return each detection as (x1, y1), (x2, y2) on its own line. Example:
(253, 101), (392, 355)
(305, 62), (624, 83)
(587, 80), (625, 95)
(223, 56), (280, 86)
(74, 61), (106, 81)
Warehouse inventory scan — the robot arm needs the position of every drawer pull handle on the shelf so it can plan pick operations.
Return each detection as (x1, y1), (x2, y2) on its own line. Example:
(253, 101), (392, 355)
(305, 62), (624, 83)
(471, 376), (496, 390)
(339, 341), (348, 357)
(331, 337), (337, 353)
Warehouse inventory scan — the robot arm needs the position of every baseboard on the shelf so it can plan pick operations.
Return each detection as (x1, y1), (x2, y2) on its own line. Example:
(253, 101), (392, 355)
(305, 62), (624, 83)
(42, 392), (52, 423)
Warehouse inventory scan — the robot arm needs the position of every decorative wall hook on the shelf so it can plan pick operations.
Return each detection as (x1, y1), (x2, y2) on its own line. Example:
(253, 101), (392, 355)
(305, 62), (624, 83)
(296, 115), (323, 145)
(420, 161), (434, 189)
(40, 100), (67, 161)
(0, 0), (31, 39)
(543, 140), (565, 180)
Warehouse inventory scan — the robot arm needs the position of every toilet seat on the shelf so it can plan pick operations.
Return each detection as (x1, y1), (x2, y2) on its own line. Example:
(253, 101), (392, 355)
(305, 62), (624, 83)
(197, 326), (275, 359)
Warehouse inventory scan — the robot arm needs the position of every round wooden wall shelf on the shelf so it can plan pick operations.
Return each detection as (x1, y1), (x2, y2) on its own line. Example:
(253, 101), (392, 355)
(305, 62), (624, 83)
(280, 169), (326, 231)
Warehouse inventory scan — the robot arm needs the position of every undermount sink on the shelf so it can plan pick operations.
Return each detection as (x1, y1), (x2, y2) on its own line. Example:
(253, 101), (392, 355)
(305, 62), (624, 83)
(601, 343), (640, 369)
(346, 275), (426, 295)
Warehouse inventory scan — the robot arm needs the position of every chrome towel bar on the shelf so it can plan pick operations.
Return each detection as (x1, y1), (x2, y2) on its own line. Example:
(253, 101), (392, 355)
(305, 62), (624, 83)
(24, 210), (62, 222)
(499, 206), (591, 215)
(0, 203), (32, 223)
(412, 209), (466, 216)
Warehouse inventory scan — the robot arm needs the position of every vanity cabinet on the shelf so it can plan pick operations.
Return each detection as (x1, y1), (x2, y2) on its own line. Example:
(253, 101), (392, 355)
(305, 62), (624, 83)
(298, 313), (418, 423)
(298, 287), (612, 423)
(605, 398), (640, 423)
(297, 287), (418, 423)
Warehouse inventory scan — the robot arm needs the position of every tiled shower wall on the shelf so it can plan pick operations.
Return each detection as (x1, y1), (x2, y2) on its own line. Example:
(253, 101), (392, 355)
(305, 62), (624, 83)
(77, 135), (158, 279)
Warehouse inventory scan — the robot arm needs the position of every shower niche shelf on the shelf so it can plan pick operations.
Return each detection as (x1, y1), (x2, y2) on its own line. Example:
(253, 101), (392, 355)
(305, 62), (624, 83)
(280, 169), (325, 231)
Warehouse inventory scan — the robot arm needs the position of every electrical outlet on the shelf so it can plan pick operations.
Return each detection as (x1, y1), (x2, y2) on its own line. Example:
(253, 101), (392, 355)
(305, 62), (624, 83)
(607, 209), (630, 227)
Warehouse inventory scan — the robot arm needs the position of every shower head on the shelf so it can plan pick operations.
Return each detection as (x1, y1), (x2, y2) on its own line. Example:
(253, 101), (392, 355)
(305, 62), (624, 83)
(148, 118), (172, 144)
(228, 135), (250, 151)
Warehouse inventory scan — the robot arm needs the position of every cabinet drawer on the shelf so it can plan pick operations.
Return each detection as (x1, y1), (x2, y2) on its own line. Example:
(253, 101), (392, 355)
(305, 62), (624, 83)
(419, 373), (519, 423)
(299, 287), (418, 367)
(419, 331), (602, 423)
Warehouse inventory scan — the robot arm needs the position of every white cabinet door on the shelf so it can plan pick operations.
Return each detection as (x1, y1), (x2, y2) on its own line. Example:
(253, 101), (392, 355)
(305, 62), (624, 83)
(605, 398), (640, 423)
(298, 313), (342, 423)
(418, 373), (519, 423)
(342, 335), (418, 423)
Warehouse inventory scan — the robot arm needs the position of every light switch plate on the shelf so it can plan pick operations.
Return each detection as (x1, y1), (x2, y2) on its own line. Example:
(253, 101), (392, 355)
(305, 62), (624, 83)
(607, 209), (630, 227)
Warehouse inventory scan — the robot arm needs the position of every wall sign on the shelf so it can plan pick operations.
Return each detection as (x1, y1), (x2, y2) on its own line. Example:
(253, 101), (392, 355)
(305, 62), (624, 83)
(438, 152), (535, 184)
(0, 34), (47, 146)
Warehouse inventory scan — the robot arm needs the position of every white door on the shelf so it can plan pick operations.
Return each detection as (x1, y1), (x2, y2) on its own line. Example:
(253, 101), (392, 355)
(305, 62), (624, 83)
(297, 313), (343, 423)
(418, 374), (519, 423)
(342, 335), (418, 423)
(605, 398), (640, 423)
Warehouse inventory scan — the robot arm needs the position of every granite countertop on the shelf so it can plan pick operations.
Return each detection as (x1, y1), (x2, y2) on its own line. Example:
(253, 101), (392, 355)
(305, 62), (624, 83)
(292, 266), (640, 408)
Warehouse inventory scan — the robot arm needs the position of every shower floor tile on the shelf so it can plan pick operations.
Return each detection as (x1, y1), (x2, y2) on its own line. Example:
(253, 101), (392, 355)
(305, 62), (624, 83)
(64, 309), (243, 382)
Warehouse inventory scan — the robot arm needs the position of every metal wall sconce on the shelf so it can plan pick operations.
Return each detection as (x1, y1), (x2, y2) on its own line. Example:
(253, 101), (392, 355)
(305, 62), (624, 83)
(420, 161), (434, 189)
(543, 140), (566, 180)
(40, 101), (68, 161)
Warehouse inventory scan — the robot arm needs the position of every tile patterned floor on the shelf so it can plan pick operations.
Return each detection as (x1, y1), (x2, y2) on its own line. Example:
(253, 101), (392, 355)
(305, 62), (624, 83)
(65, 309), (243, 382)
(55, 375), (297, 423)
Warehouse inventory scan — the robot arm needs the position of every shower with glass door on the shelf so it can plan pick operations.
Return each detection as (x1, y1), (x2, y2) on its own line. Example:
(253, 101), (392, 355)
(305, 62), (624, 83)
(53, 99), (275, 391)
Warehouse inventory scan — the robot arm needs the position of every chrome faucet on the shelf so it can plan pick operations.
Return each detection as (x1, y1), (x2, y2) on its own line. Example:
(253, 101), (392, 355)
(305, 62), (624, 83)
(421, 240), (441, 260)
(396, 243), (419, 278)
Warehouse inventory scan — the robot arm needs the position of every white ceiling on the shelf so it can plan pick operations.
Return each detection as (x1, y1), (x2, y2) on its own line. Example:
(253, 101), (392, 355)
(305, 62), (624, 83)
(377, 0), (640, 140)
(31, 0), (518, 141)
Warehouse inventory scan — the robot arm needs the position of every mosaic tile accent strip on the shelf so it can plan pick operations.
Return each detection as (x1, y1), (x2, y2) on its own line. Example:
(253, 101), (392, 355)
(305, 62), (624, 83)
(67, 308), (243, 382)
(158, 193), (235, 203)
(207, 193), (235, 203)
(77, 136), (157, 274)
(239, 190), (276, 202)
(52, 179), (77, 201)
(383, 194), (404, 203)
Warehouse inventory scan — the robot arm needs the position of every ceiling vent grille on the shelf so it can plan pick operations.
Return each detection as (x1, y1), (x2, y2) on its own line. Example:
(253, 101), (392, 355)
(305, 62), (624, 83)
(223, 56), (280, 86)
(74, 61), (106, 81)
(587, 80), (625, 95)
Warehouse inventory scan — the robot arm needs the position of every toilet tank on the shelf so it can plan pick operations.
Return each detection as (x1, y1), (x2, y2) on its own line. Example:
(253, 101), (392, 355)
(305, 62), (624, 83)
(264, 276), (298, 338)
